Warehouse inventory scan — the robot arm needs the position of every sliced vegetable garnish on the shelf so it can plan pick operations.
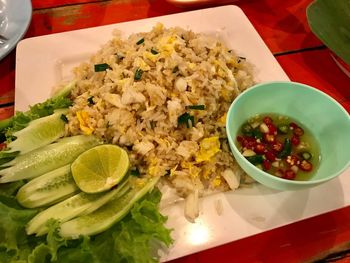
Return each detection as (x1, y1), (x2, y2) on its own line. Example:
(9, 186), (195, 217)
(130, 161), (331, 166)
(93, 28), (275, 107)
(16, 165), (79, 208)
(278, 138), (292, 158)
(59, 177), (159, 238)
(186, 105), (206, 110)
(26, 180), (129, 236)
(151, 48), (159, 54)
(130, 168), (140, 177)
(5, 109), (68, 155)
(237, 56), (246, 63)
(94, 63), (111, 72)
(300, 151), (312, 161)
(278, 124), (289, 134)
(178, 112), (195, 128)
(87, 96), (95, 105)
(0, 82), (74, 137)
(246, 155), (264, 165)
(0, 135), (101, 183)
(136, 38), (144, 45)
(241, 123), (253, 136)
(134, 68), (144, 80)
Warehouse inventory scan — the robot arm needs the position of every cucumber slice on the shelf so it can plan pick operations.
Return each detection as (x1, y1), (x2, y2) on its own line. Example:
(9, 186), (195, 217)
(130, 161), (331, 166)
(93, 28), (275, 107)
(0, 135), (101, 183)
(59, 176), (159, 239)
(16, 165), (79, 208)
(7, 109), (68, 154)
(26, 179), (130, 236)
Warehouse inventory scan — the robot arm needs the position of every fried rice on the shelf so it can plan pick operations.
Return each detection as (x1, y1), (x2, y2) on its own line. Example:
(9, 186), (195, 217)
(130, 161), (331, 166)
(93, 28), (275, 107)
(65, 23), (255, 220)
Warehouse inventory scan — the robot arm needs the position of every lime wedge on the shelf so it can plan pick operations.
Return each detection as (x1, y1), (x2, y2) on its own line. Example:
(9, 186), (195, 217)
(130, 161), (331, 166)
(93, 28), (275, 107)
(71, 145), (129, 193)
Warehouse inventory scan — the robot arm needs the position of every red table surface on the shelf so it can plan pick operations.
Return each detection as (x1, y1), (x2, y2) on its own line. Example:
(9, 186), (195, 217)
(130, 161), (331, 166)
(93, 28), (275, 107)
(1, 0), (350, 262)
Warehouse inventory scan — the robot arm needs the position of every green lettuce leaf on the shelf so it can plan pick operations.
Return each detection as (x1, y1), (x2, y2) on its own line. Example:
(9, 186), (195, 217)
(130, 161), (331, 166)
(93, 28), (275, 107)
(0, 188), (172, 263)
(3, 96), (72, 141)
(0, 82), (74, 142)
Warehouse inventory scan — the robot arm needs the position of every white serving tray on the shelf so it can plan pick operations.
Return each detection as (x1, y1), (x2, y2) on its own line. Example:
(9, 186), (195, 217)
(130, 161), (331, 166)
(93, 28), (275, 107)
(15, 5), (350, 262)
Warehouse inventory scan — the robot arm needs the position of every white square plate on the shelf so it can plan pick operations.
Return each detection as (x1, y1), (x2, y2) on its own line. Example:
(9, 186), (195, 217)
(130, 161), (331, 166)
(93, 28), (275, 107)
(15, 5), (350, 262)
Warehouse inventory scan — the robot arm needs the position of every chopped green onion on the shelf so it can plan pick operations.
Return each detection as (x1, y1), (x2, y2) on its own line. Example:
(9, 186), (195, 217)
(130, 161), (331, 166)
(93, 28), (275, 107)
(151, 48), (159, 55)
(150, 121), (156, 129)
(186, 105), (205, 110)
(172, 66), (179, 73)
(237, 56), (246, 63)
(130, 168), (140, 177)
(278, 138), (292, 158)
(178, 112), (195, 128)
(253, 129), (263, 140)
(0, 132), (6, 143)
(134, 68), (144, 81)
(246, 155), (264, 165)
(241, 123), (253, 135)
(278, 124), (289, 134)
(60, 114), (68, 123)
(136, 38), (144, 45)
(87, 96), (95, 105)
(94, 63), (111, 72)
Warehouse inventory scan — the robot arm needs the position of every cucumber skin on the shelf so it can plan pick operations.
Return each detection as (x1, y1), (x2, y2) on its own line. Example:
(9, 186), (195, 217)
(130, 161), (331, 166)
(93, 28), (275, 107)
(0, 135), (101, 183)
(16, 165), (79, 208)
(26, 180), (130, 236)
(8, 109), (68, 155)
(59, 177), (160, 239)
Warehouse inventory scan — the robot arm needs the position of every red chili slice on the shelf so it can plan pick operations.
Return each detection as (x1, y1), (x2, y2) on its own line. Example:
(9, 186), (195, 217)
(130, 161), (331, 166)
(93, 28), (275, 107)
(267, 123), (277, 135)
(293, 127), (304, 136)
(289, 122), (298, 129)
(291, 135), (300, 146)
(283, 169), (296, 180)
(263, 159), (271, 170)
(254, 143), (266, 154)
(299, 160), (313, 172)
(263, 116), (273, 125)
(265, 151), (276, 162)
(272, 141), (283, 152)
(242, 136), (257, 149)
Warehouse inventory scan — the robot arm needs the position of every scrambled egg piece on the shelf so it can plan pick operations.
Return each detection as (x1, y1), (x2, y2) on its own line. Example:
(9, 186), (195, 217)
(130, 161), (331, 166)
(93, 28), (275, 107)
(211, 175), (222, 188)
(196, 137), (221, 163)
(76, 111), (94, 135)
(218, 113), (227, 125)
(148, 158), (163, 177)
(158, 35), (178, 56)
(187, 62), (196, 70)
(134, 57), (150, 71)
(143, 51), (159, 63)
(181, 161), (200, 178)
